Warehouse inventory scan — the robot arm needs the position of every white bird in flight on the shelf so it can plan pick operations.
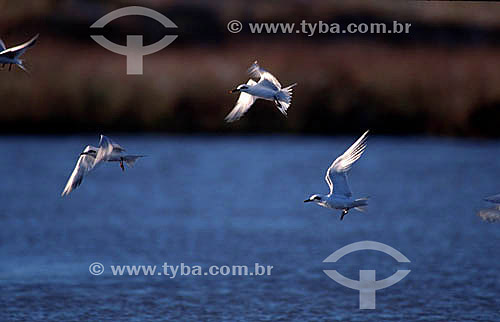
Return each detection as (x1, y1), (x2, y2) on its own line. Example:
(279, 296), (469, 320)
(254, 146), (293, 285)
(225, 61), (297, 122)
(477, 194), (500, 223)
(61, 135), (144, 196)
(304, 130), (370, 220)
(0, 34), (39, 72)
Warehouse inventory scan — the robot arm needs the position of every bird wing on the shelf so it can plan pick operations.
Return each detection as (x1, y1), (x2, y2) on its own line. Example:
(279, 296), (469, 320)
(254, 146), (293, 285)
(248, 61), (282, 90)
(0, 39), (5, 51)
(258, 79), (280, 92)
(61, 146), (96, 196)
(224, 79), (257, 122)
(325, 130), (369, 197)
(484, 193), (500, 204)
(94, 135), (126, 165)
(0, 34), (38, 59)
(477, 207), (500, 223)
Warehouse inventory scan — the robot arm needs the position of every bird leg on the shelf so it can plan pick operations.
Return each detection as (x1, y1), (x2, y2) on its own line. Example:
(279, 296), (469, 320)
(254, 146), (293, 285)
(120, 158), (125, 172)
(8, 64), (12, 71)
(340, 209), (348, 220)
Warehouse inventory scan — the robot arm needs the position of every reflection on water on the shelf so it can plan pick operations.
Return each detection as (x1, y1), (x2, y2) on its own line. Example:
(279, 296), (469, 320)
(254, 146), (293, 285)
(0, 135), (499, 320)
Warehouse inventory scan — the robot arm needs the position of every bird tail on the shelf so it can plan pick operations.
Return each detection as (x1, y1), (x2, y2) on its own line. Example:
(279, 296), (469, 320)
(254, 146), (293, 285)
(275, 83), (297, 116)
(354, 197), (369, 213)
(123, 155), (145, 168)
(16, 62), (30, 75)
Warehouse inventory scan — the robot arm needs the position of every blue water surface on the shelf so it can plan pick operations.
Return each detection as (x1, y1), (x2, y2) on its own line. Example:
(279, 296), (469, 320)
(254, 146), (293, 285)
(0, 135), (499, 321)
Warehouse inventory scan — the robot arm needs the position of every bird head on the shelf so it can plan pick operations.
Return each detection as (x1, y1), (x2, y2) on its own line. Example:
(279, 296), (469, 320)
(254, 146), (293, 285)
(229, 84), (249, 93)
(304, 194), (322, 203)
(80, 148), (97, 157)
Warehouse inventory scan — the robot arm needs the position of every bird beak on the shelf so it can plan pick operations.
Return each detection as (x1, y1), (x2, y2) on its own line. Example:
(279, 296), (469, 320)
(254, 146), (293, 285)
(229, 89), (239, 93)
(304, 199), (312, 203)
